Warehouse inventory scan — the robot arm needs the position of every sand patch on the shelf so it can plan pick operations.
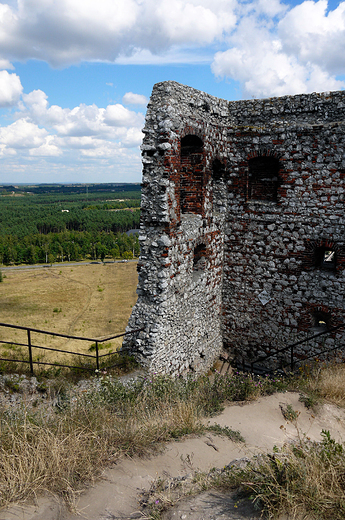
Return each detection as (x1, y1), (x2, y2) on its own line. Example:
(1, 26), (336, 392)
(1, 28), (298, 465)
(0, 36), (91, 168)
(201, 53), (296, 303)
(2, 391), (345, 520)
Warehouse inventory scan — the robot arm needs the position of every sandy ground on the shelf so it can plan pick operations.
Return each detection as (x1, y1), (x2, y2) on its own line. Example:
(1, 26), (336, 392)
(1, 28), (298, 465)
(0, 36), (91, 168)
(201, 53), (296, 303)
(2, 391), (345, 520)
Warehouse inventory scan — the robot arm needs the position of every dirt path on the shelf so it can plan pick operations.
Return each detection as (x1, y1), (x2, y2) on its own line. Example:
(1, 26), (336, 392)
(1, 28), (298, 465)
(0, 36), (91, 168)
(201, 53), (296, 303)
(2, 392), (345, 520)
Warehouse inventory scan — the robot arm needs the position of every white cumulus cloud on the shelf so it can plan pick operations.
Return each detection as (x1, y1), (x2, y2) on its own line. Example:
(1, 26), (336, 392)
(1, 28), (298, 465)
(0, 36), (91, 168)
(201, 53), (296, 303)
(0, 0), (343, 99)
(19, 93), (145, 138)
(0, 0), (237, 66)
(212, 0), (345, 98)
(122, 92), (148, 105)
(104, 104), (144, 127)
(278, 0), (345, 75)
(0, 86), (145, 179)
(122, 127), (145, 147)
(29, 136), (62, 156)
(0, 119), (47, 149)
(0, 70), (23, 107)
(153, 0), (235, 45)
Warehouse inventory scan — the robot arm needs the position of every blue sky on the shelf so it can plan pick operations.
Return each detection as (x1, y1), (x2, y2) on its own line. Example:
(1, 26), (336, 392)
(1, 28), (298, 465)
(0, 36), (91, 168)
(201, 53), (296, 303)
(0, 0), (344, 184)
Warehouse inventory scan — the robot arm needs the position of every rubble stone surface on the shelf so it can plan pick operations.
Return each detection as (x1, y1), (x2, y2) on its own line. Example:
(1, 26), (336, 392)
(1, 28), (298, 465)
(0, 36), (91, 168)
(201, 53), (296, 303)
(123, 81), (345, 375)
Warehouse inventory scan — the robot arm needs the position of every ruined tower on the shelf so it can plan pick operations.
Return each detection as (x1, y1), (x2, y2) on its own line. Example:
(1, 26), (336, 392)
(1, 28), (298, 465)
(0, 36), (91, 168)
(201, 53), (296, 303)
(123, 81), (345, 375)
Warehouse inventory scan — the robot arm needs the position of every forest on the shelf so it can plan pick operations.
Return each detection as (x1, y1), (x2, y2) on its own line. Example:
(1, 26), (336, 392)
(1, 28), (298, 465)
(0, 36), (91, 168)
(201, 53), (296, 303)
(0, 184), (141, 265)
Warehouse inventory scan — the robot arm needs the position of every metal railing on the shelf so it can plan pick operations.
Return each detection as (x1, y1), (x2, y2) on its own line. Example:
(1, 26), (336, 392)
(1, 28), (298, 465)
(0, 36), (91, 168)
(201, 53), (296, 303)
(247, 323), (345, 373)
(0, 322), (144, 374)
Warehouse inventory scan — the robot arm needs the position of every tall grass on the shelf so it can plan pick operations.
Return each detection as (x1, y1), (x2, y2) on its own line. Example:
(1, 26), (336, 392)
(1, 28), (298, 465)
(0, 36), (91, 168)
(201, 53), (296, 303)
(0, 385), (199, 509)
(0, 370), (291, 509)
(219, 429), (345, 520)
(206, 362), (345, 520)
(133, 363), (345, 520)
(302, 362), (345, 406)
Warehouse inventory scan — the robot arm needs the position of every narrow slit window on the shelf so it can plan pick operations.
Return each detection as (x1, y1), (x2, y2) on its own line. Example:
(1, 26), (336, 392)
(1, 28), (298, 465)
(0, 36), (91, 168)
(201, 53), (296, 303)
(180, 135), (204, 215)
(193, 243), (207, 272)
(212, 158), (225, 181)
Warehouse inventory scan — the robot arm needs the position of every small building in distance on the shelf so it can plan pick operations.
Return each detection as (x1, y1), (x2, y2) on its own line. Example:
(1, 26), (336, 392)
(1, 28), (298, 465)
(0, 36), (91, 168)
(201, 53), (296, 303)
(122, 81), (345, 376)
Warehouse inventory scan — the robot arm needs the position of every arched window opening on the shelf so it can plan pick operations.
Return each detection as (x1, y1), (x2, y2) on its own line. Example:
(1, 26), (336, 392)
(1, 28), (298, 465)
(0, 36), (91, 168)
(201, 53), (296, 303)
(181, 135), (203, 158)
(180, 135), (204, 215)
(248, 156), (280, 202)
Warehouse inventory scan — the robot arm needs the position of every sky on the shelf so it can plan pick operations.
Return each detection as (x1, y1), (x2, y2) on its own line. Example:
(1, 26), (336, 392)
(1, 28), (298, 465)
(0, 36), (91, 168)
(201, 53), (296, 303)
(0, 0), (344, 184)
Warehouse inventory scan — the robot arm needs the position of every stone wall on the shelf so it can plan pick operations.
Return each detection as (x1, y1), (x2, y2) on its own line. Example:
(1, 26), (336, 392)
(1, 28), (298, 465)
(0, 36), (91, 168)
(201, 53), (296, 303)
(122, 81), (345, 375)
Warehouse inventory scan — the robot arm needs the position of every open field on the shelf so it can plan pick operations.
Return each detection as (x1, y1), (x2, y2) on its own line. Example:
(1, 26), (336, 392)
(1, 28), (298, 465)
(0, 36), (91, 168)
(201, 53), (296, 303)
(0, 262), (138, 366)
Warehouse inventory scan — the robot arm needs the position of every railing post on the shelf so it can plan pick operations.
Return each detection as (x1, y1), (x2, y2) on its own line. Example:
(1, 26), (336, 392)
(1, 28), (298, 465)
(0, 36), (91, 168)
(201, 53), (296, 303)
(290, 345), (294, 372)
(95, 341), (99, 370)
(27, 329), (34, 375)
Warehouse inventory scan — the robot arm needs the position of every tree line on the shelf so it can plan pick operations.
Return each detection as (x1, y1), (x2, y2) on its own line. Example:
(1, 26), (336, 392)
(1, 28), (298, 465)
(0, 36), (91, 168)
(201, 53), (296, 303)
(0, 188), (141, 265)
(0, 193), (140, 237)
(0, 230), (139, 265)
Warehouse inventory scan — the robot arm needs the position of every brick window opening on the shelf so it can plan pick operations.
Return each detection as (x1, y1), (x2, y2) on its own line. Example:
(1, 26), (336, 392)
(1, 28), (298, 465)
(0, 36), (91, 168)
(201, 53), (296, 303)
(315, 247), (336, 270)
(248, 156), (280, 202)
(180, 135), (204, 215)
(212, 159), (227, 213)
(193, 243), (207, 281)
(181, 135), (203, 157)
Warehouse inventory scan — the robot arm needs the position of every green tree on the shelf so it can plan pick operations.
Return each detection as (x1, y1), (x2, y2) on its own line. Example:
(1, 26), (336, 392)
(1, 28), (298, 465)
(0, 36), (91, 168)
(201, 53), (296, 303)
(48, 253), (55, 265)
(97, 243), (108, 262)
(110, 246), (120, 262)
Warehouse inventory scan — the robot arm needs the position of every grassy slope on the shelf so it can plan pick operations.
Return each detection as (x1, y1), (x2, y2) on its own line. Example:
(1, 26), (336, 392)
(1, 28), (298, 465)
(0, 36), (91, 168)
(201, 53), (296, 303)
(1, 365), (345, 517)
(0, 262), (138, 363)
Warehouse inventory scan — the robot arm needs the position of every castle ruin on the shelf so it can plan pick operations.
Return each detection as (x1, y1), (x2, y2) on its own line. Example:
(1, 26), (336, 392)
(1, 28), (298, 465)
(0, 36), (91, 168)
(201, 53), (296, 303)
(123, 81), (345, 375)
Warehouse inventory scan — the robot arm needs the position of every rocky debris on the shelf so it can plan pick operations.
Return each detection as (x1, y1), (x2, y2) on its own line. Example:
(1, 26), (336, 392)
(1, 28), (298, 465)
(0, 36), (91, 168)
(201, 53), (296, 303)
(162, 490), (261, 520)
(0, 370), (147, 411)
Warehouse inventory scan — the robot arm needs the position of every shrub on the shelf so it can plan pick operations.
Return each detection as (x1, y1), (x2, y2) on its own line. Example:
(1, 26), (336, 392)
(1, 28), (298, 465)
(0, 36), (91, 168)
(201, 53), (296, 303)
(220, 430), (345, 520)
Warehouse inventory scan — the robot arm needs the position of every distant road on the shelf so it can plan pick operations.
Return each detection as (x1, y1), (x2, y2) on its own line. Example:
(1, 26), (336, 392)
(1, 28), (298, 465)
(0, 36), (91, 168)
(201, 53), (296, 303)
(1, 259), (137, 271)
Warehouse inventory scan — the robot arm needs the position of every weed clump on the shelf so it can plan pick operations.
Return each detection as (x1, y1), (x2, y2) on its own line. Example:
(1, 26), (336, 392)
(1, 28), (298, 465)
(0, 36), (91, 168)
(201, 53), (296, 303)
(303, 362), (345, 406)
(205, 423), (245, 443)
(218, 430), (345, 520)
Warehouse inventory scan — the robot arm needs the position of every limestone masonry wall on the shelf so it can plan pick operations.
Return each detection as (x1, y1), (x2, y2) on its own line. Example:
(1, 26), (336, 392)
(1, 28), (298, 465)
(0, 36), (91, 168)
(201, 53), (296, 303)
(122, 81), (345, 375)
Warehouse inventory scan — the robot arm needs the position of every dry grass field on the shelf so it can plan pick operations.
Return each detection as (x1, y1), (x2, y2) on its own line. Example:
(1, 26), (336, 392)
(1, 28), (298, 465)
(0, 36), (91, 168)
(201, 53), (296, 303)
(0, 262), (138, 366)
